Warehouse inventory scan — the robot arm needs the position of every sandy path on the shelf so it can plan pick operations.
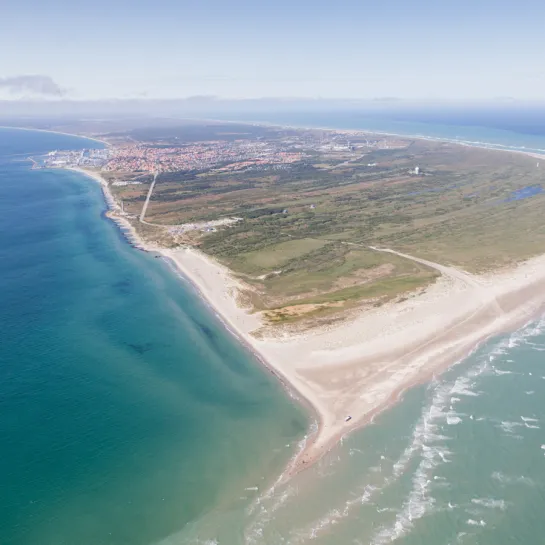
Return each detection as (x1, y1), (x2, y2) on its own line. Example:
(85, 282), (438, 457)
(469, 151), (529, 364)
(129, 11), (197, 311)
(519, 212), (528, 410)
(369, 246), (480, 287)
(140, 172), (158, 222)
(370, 246), (505, 315)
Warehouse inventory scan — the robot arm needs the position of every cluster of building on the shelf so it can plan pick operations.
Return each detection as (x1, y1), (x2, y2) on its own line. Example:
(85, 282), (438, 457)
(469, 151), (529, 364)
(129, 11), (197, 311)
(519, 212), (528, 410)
(214, 154), (301, 172)
(167, 217), (243, 235)
(38, 130), (408, 178)
(42, 148), (110, 168)
(102, 141), (302, 174)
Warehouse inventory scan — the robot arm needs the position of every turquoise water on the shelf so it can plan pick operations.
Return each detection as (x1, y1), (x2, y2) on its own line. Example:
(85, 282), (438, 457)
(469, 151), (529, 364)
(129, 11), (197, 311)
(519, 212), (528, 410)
(242, 320), (545, 545)
(4, 120), (545, 545)
(0, 128), (307, 545)
(193, 111), (545, 544)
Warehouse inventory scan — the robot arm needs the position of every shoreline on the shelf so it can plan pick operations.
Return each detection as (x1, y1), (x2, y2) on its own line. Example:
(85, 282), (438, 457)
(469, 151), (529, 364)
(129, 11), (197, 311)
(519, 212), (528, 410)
(64, 166), (320, 435)
(0, 125), (110, 147)
(194, 115), (545, 156)
(48, 129), (545, 476)
(160, 246), (545, 475)
(65, 167), (149, 250)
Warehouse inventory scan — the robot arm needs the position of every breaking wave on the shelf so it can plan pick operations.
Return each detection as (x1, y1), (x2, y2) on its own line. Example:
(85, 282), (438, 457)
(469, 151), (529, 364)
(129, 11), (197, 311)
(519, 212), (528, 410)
(236, 316), (545, 545)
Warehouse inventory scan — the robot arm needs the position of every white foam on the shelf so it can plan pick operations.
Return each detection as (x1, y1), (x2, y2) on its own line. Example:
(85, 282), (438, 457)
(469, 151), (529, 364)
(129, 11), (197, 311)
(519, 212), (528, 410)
(449, 381), (480, 397)
(492, 471), (534, 486)
(248, 321), (545, 545)
(471, 497), (507, 510)
(497, 420), (523, 434)
(466, 519), (486, 527)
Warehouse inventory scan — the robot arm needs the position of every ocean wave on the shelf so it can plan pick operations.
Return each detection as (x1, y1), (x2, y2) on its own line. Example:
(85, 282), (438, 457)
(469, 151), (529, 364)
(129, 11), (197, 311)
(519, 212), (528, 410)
(493, 369), (516, 375)
(520, 416), (539, 422)
(471, 497), (507, 510)
(456, 531), (469, 543)
(497, 420), (524, 435)
(246, 316), (545, 544)
(492, 471), (535, 486)
(282, 391), (453, 545)
(243, 421), (320, 544)
(466, 519), (487, 527)
(366, 336), (542, 544)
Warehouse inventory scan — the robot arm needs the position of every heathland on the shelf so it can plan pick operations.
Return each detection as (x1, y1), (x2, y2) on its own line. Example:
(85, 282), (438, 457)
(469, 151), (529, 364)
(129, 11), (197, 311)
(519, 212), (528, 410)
(101, 124), (545, 330)
(36, 120), (545, 470)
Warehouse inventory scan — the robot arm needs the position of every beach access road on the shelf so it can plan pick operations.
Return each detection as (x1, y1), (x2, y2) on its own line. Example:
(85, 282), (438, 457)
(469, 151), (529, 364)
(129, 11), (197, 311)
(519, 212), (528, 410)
(368, 245), (505, 315)
(140, 172), (158, 222)
(368, 246), (480, 288)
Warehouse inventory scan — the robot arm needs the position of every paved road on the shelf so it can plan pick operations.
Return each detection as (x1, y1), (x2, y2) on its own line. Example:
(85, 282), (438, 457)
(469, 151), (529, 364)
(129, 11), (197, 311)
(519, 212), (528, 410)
(139, 172), (158, 222)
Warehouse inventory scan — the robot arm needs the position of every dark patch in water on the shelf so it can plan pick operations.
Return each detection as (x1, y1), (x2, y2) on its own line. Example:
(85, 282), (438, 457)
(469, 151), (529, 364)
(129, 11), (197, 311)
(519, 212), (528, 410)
(127, 342), (154, 355)
(195, 321), (217, 343)
(193, 321), (250, 377)
(113, 279), (132, 295)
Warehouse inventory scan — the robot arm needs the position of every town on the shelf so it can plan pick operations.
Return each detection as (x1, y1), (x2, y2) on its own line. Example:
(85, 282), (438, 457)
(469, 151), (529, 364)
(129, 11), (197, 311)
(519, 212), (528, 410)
(38, 127), (408, 176)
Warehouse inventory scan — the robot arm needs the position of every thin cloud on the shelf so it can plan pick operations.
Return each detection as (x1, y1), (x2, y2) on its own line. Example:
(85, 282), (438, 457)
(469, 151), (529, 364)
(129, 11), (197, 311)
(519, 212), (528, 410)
(0, 75), (66, 97)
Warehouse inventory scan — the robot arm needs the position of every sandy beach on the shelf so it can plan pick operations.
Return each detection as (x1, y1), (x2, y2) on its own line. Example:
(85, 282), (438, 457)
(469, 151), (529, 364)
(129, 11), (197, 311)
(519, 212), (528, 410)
(67, 167), (147, 248)
(160, 245), (545, 473)
(70, 154), (545, 475)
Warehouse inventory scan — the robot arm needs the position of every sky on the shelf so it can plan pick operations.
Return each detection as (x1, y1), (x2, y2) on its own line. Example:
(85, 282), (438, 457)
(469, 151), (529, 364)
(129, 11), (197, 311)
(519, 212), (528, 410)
(2, 0), (545, 101)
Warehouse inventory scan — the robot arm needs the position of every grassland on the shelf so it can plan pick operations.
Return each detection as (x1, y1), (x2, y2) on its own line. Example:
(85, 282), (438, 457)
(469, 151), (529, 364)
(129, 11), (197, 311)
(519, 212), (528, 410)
(108, 128), (545, 326)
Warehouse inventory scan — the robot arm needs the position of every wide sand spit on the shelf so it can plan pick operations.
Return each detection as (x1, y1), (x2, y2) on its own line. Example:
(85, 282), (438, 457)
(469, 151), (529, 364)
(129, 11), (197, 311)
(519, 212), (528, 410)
(161, 245), (545, 474)
(69, 158), (545, 476)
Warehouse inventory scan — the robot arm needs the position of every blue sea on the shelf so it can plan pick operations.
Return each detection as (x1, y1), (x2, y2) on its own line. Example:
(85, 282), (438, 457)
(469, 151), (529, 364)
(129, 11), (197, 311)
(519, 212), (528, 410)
(2, 111), (545, 545)
(0, 128), (307, 545)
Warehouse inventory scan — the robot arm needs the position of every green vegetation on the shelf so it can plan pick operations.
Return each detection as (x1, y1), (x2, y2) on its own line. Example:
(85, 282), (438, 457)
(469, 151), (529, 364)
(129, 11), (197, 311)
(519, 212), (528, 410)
(111, 125), (545, 326)
(231, 238), (329, 274)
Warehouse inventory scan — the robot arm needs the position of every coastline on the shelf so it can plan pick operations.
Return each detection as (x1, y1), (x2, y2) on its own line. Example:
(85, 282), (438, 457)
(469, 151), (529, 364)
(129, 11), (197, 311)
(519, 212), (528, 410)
(196, 115), (545, 157)
(0, 125), (110, 147)
(161, 245), (545, 476)
(66, 167), (146, 249)
(57, 134), (545, 476)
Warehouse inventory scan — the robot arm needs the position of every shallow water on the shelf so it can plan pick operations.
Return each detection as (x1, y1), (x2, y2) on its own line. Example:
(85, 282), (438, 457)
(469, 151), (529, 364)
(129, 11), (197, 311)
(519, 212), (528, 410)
(4, 120), (545, 545)
(241, 319), (545, 544)
(0, 128), (307, 545)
